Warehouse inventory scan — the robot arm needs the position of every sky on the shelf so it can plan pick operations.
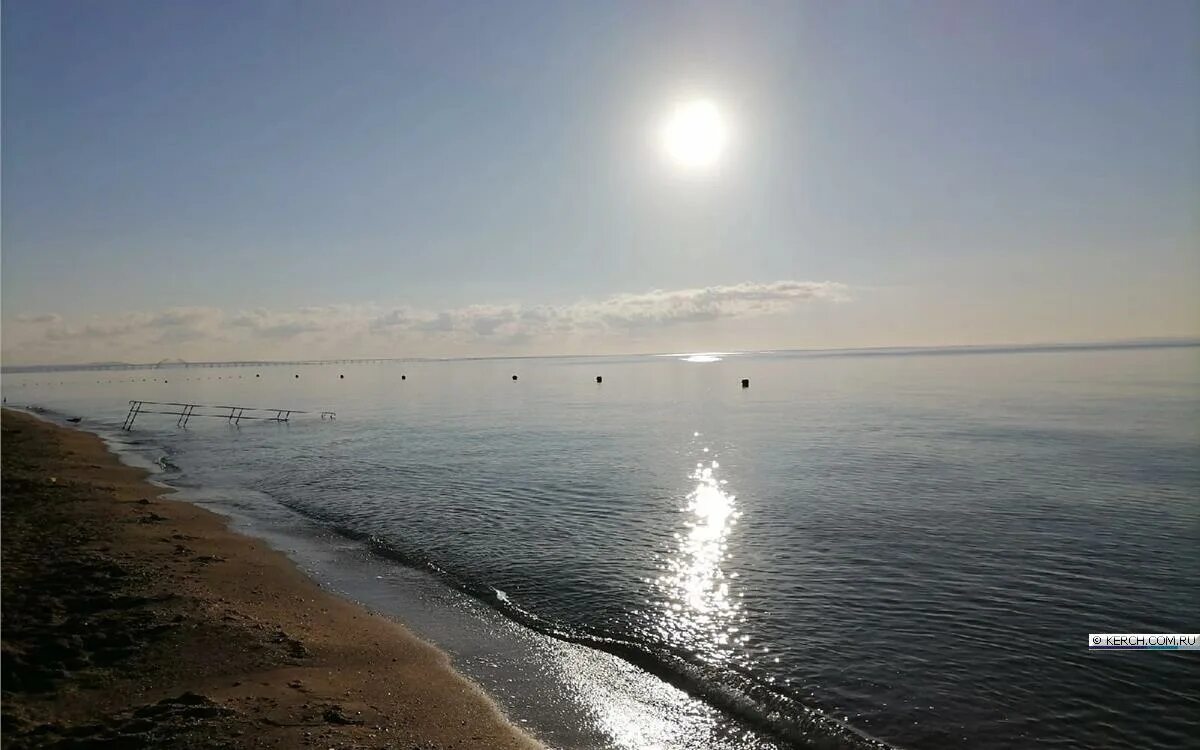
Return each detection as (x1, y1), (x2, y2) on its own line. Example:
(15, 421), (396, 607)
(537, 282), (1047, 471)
(2, 0), (1198, 365)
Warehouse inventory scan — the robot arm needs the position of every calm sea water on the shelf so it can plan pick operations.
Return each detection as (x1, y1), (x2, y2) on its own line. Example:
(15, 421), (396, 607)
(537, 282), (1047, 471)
(5, 344), (1199, 749)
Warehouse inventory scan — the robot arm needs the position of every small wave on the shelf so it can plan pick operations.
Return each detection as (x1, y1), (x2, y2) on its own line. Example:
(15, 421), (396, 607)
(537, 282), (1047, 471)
(284, 514), (896, 750)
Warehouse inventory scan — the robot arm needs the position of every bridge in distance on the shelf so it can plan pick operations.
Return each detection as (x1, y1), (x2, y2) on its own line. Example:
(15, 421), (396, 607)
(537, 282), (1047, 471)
(1, 358), (416, 374)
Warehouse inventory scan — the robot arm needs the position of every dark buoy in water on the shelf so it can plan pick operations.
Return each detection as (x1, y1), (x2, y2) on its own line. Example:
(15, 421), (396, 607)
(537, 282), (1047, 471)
(401, 375), (406, 380)
(295, 374), (299, 379)
(512, 374), (518, 381)
(741, 378), (750, 388)
(596, 375), (603, 384)
(339, 374), (344, 379)
(256, 373), (260, 378)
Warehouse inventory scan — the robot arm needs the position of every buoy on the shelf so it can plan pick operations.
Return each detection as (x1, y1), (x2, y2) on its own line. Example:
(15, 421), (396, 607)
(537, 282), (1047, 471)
(401, 375), (406, 380)
(295, 374), (299, 379)
(512, 375), (518, 381)
(339, 374), (344, 379)
(741, 378), (750, 388)
(256, 374), (260, 378)
(596, 376), (603, 383)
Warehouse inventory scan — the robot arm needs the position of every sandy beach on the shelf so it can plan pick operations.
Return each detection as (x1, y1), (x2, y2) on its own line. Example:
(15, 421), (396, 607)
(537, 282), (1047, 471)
(0, 408), (540, 749)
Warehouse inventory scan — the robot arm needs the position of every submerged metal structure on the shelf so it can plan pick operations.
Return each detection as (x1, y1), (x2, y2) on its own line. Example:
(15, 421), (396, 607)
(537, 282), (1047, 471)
(122, 400), (336, 430)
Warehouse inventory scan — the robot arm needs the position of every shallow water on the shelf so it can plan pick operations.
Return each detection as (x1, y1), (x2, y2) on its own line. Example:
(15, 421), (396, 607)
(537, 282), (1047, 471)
(5, 344), (1199, 749)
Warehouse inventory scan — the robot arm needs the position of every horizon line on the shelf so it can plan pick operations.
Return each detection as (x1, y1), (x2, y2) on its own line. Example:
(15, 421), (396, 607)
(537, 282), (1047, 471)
(2, 336), (1197, 374)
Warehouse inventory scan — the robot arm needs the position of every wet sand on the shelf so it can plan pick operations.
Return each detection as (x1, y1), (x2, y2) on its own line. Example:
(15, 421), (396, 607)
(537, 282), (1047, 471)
(0, 408), (541, 749)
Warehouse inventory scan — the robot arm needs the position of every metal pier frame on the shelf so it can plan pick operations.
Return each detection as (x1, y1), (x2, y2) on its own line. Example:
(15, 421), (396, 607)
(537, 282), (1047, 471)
(122, 401), (336, 430)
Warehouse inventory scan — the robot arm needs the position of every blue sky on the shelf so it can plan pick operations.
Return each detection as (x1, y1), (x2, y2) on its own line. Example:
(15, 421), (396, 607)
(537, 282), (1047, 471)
(3, 0), (1197, 364)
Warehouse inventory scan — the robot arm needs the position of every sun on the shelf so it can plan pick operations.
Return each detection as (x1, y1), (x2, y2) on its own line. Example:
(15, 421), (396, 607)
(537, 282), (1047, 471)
(660, 99), (728, 170)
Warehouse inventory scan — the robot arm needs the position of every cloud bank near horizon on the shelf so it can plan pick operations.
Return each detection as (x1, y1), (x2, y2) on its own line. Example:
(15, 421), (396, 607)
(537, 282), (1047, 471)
(2, 280), (849, 364)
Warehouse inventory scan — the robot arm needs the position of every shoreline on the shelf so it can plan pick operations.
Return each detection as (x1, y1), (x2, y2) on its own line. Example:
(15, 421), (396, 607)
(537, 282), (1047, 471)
(0, 406), (878, 750)
(0, 408), (541, 749)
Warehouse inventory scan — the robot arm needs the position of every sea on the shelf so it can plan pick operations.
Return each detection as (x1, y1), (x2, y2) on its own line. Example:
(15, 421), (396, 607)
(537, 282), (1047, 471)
(4, 342), (1198, 750)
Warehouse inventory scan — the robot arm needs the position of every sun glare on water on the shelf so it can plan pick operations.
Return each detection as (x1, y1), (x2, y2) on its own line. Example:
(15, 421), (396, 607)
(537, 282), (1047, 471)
(660, 99), (728, 170)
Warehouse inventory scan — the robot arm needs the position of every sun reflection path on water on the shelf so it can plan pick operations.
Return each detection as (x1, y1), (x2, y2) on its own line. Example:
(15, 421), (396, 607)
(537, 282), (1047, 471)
(655, 452), (750, 666)
(542, 442), (789, 749)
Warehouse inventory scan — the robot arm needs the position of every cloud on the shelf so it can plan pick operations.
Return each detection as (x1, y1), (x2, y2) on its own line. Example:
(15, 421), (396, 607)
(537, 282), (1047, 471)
(1, 280), (848, 364)
(37, 307), (224, 343)
(14, 313), (62, 324)
(257, 321), (326, 339)
(580, 281), (847, 329)
(368, 281), (849, 339)
(147, 307), (222, 328)
(44, 320), (141, 341)
(230, 305), (365, 339)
